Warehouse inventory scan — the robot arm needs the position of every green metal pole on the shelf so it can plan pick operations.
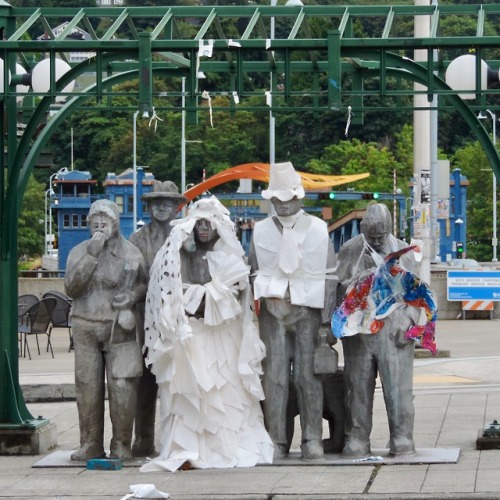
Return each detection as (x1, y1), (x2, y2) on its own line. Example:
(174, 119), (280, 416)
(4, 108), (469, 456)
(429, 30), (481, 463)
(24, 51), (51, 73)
(139, 31), (153, 117)
(0, 0), (36, 429)
(327, 29), (341, 111)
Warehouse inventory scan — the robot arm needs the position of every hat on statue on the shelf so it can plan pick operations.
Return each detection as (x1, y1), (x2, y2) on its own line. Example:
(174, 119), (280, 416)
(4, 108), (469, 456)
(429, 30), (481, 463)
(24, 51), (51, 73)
(261, 162), (305, 201)
(142, 180), (187, 203)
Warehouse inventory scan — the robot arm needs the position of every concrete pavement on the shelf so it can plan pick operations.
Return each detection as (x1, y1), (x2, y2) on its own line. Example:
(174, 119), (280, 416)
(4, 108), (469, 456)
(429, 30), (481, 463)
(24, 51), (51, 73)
(3, 319), (500, 499)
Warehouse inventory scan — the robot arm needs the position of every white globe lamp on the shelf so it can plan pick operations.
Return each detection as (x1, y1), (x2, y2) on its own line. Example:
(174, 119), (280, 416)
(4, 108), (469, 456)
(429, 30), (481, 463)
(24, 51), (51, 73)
(31, 58), (75, 102)
(15, 63), (29, 102)
(445, 54), (498, 100)
(0, 59), (11, 94)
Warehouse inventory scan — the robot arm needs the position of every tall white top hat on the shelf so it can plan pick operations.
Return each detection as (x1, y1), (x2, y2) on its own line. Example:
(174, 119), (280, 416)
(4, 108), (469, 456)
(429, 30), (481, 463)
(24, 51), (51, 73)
(261, 162), (305, 201)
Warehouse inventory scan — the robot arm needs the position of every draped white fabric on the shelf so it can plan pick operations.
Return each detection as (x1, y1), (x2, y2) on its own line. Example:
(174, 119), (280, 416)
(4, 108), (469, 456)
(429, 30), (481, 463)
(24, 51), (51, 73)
(141, 197), (273, 472)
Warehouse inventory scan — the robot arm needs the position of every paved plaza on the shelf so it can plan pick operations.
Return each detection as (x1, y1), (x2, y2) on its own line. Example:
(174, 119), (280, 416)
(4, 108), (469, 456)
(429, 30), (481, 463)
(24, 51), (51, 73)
(2, 319), (500, 499)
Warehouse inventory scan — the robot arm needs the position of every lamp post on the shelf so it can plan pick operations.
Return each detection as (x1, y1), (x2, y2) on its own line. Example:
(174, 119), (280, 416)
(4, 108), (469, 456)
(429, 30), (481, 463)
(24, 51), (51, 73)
(269, 0), (277, 167)
(48, 167), (68, 255)
(478, 110), (498, 262)
(181, 77), (186, 215)
(44, 188), (53, 255)
(180, 77), (202, 215)
(133, 110), (139, 232)
(269, 0), (303, 168)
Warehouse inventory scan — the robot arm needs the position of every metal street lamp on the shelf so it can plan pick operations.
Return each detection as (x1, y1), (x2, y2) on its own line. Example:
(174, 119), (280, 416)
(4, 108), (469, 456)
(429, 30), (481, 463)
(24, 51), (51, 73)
(44, 188), (54, 255)
(269, 0), (277, 167)
(48, 167), (68, 255)
(478, 110), (498, 262)
(180, 77), (203, 215)
(269, 0), (303, 167)
(132, 109), (150, 232)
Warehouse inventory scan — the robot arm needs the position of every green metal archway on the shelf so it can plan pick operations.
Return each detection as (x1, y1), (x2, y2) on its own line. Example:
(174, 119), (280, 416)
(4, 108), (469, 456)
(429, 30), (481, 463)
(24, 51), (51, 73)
(2, 2), (500, 429)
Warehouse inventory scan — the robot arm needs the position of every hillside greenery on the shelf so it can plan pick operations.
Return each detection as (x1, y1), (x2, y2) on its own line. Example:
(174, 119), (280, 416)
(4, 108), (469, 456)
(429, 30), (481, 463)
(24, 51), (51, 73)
(12, 0), (500, 262)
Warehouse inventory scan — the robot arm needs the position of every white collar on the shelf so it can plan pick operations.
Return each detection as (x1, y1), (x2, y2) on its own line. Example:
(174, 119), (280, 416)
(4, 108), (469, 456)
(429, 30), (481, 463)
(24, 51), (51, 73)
(276, 209), (304, 229)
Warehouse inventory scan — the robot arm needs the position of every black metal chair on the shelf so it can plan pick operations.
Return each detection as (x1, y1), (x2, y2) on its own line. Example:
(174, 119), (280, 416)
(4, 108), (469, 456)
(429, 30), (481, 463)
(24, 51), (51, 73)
(18, 294), (40, 355)
(43, 290), (72, 304)
(18, 294), (39, 319)
(18, 297), (57, 360)
(43, 291), (73, 352)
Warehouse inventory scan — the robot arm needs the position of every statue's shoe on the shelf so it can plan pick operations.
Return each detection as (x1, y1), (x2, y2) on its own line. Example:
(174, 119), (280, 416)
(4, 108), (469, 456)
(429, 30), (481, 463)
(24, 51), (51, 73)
(71, 445), (106, 462)
(132, 439), (156, 458)
(301, 440), (325, 461)
(273, 444), (288, 460)
(110, 442), (133, 462)
(389, 437), (416, 457)
(342, 438), (371, 458)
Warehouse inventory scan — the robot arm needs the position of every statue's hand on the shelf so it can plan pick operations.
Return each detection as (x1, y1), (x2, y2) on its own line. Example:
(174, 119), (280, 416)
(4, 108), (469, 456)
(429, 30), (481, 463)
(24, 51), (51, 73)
(87, 231), (106, 257)
(113, 293), (133, 310)
(319, 324), (337, 347)
(388, 309), (415, 346)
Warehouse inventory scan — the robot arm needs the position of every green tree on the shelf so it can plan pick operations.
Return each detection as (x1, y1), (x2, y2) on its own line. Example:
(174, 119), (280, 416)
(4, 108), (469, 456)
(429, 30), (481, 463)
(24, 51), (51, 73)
(18, 174), (45, 260)
(306, 137), (403, 220)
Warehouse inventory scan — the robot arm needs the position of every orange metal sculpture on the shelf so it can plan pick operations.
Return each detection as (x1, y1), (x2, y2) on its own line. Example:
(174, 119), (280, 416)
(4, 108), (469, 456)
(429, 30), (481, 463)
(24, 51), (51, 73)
(183, 163), (369, 203)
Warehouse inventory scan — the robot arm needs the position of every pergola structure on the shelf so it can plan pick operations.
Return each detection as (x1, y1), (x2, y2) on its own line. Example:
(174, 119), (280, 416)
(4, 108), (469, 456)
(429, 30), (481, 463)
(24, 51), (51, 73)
(1, 2), (500, 431)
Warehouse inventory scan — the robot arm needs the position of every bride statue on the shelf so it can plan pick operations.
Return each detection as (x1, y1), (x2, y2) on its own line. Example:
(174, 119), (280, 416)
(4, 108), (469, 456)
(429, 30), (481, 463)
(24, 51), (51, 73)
(140, 196), (273, 472)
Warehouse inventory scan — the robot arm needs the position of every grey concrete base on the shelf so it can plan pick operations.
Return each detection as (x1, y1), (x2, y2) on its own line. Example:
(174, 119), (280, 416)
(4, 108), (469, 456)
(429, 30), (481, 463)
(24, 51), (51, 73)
(34, 447), (460, 468)
(0, 422), (57, 455)
(33, 450), (147, 468)
(273, 447), (460, 465)
(414, 348), (451, 359)
(22, 383), (76, 403)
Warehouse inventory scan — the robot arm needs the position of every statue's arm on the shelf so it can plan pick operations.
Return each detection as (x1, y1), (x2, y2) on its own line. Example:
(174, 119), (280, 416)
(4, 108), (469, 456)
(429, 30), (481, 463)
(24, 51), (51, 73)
(64, 244), (99, 298)
(113, 251), (148, 311)
(247, 237), (258, 290)
(322, 238), (338, 324)
(132, 256), (148, 304)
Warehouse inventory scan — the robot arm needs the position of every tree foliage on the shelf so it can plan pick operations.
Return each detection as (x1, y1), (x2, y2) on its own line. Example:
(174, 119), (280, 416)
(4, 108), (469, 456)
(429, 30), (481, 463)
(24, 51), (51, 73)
(14, 0), (500, 263)
(18, 175), (45, 259)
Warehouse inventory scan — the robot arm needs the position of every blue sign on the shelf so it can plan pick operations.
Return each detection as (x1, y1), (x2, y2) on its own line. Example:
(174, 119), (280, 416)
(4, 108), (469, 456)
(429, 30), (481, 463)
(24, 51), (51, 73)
(447, 271), (500, 301)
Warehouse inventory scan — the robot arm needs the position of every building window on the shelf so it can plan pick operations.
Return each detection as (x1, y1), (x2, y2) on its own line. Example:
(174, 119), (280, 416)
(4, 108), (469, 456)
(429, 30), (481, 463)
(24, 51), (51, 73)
(63, 214), (70, 228)
(115, 195), (124, 214)
(127, 195), (133, 214)
(72, 214), (79, 227)
(81, 214), (87, 228)
(76, 185), (88, 197)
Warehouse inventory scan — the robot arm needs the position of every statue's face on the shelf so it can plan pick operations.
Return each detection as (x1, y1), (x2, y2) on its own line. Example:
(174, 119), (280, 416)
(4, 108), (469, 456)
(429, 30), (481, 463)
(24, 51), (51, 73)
(194, 219), (218, 243)
(271, 196), (302, 217)
(89, 214), (116, 240)
(364, 228), (390, 251)
(149, 199), (178, 222)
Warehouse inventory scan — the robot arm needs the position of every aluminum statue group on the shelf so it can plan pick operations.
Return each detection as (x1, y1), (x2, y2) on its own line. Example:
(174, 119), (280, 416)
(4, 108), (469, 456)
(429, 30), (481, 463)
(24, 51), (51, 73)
(65, 162), (437, 469)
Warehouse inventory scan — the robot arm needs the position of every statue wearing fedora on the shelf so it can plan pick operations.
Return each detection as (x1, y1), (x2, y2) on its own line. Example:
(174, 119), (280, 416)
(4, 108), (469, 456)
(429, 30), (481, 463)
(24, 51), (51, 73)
(248, 162), (337, 461)
(129, 180), (186, 457)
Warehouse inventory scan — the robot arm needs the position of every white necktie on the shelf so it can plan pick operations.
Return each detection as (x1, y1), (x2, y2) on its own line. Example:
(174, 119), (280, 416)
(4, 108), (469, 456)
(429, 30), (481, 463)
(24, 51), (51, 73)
(277, 213), (301, 274)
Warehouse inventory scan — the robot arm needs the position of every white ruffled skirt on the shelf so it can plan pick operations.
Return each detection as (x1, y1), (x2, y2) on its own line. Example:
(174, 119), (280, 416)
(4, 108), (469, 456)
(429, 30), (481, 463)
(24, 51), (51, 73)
(141, 316), (273, 472)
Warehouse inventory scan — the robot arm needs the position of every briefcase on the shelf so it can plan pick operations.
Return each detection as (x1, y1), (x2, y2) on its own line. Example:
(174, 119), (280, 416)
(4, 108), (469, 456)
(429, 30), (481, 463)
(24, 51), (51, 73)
(109, 309), (143, 379)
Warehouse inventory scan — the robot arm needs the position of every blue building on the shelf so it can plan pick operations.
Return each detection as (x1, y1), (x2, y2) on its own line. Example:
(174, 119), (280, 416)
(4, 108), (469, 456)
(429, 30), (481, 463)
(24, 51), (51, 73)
(51, 170), (98, 271)
(103, 168), (155, 238)
(437, 168), (468, 261)
(52, 168), (155, 271)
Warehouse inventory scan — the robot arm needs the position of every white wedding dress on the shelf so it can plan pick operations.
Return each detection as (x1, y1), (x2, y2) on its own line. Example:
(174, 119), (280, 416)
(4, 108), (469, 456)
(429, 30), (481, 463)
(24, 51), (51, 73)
(141, 197), (273, 472)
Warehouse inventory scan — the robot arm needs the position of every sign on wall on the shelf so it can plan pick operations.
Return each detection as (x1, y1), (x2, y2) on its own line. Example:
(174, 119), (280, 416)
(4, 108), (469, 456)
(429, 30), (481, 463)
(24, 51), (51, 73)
(447, 271), (500, 301)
